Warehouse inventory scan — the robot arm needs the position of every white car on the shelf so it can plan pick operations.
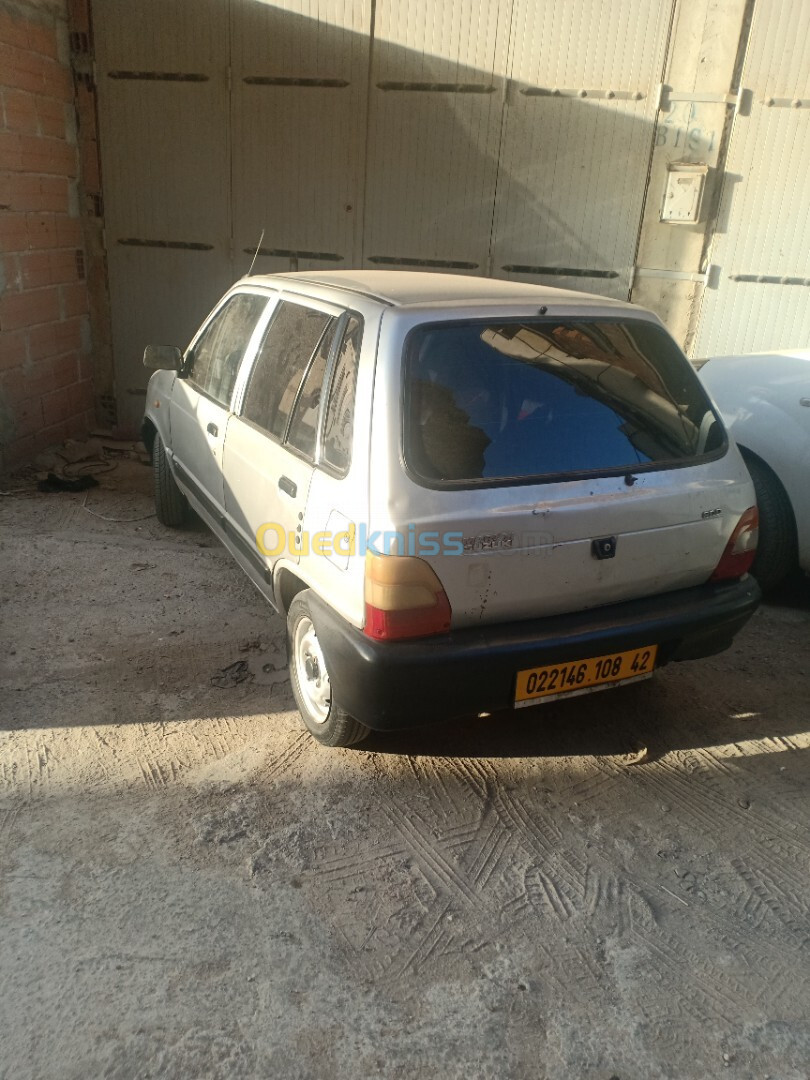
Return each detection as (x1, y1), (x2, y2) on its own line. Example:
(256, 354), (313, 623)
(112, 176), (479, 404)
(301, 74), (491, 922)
(698, 349), (810, 591)
(141, 271), (760, 747)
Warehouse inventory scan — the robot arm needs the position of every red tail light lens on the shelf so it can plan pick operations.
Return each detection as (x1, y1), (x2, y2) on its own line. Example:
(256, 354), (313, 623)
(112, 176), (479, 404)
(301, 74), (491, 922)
(710, 506), (759, 582)
(364, 551), (452, 641)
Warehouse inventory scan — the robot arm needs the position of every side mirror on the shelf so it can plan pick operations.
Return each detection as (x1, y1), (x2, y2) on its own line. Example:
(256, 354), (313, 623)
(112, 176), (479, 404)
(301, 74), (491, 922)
(143, 345), (183, 371)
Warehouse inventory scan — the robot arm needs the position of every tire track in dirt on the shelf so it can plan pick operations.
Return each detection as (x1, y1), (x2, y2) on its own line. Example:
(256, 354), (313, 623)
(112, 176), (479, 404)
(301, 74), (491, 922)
(494, 787), (588, 900)
(732, 857), (810, 949)
(382, 801), (489, 912)
(599, 753), (810, 858)
(263, 730), (310, 783)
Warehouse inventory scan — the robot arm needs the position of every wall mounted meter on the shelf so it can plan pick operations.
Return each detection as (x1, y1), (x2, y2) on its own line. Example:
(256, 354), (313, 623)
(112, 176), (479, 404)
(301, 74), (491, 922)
(660, 162), (709, 224)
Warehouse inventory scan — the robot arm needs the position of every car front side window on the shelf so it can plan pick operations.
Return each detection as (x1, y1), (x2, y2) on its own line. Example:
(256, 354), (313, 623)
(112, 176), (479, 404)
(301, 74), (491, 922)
(187, 293), (268, 407)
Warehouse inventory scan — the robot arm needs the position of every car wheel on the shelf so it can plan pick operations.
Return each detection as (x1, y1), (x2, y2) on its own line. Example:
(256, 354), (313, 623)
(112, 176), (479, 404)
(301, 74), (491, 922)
(743, 452), (797, 592)
(152, 431), (189, 527)
(287, 591), (370, 747)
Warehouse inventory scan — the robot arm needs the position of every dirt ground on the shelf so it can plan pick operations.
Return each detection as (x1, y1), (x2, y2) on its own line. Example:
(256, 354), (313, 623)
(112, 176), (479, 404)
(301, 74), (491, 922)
(1, 456), (809, 1080)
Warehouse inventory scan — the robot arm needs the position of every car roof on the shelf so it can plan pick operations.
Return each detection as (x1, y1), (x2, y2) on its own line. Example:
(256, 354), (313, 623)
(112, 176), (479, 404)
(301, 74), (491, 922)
(239, 269), (633, 311)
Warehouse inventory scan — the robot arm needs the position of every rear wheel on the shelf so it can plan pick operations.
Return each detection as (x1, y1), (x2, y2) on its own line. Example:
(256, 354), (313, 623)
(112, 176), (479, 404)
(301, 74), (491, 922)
(152, 431), (188, 527)
(287, 592), (370, 747)
(743, 452), (797, 592)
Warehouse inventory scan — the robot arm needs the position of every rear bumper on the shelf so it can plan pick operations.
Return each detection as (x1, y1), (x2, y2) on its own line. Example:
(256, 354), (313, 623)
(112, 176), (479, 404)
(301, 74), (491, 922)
(310, 577), (761, 731)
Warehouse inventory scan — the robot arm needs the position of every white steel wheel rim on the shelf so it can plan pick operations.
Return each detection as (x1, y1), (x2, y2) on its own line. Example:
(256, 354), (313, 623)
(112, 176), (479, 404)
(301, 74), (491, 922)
(293, 616), (331, 724)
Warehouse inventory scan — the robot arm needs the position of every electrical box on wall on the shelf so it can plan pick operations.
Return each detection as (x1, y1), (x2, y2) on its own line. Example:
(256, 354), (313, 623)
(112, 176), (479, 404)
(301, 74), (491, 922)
(660, 162), (709, 224)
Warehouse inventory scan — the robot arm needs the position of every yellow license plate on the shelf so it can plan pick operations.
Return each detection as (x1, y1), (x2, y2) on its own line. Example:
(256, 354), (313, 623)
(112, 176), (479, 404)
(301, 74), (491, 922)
(514, 645), (658, 707)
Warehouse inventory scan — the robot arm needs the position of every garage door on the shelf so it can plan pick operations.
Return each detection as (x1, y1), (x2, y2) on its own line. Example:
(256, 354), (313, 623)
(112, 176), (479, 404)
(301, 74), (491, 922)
(694, 0), (810, 356)
(93, 0), (673, 429)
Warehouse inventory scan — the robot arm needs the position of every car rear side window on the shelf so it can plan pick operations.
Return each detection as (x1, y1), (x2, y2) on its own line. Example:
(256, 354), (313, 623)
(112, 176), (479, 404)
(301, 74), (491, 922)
(322, 315), (362, 474)
(286, 319), (338, 459)
(242, 301), (333, 442)
(405, 319), (725, 485)
(188, 293), (267, 407)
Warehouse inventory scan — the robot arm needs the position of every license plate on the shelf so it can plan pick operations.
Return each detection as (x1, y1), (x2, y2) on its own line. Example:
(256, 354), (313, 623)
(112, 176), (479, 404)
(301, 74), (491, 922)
(514, 645), (658, 708)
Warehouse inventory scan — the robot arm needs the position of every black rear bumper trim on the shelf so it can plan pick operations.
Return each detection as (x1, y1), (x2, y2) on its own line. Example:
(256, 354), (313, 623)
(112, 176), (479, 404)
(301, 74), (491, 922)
(309, 577), (760, 731)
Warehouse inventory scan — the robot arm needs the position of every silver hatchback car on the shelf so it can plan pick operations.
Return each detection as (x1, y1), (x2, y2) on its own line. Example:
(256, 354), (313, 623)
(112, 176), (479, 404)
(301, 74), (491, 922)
(142, 271), (760, 747)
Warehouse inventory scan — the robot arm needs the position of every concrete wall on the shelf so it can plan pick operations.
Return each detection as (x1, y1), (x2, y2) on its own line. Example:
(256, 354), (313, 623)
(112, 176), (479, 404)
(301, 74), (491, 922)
(0, 0), (95, 470)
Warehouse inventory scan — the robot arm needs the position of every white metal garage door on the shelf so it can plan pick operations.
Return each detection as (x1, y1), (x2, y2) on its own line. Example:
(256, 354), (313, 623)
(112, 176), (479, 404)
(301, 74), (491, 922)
(93, 0), (673, 429)
(694, 0), (810, 356)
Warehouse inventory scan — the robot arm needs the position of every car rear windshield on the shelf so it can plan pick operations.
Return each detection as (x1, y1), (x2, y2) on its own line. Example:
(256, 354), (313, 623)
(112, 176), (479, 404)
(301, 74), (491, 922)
(404, 319), (725, 485)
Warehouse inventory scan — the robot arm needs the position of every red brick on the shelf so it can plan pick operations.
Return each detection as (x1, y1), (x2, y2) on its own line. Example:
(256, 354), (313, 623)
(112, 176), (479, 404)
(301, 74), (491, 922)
(79, 351), (94, 380)
(19, 249), (78, 288)
(51, 352), (80, 390)
(0, 212), (28, 249)
(0, 173), (69, 213)
(0, 354), (76, 405)
(36, 96), (69, 140)
(42, 381), (80, 426)
(3, 135), (75, 185)
(55, 316), (83, 352)
(0, 328), (27, 370)
(0, 44), (73, 102)
(25, 23), (59, 61)
(0, 12), (29, 51)
(0, 356), (70, 404)
(0, 13), (58, 60)
(27, 321), (60, 360)
(0, 285), (60, 330)
(55, 216), (82, 246)
(60, 281), (88, 317)
(68, 377), (93, 414)
(6, 395), (45, 440)
(2, 253), (21, 291)
(24, 213), (84, 250)
(2, 88), (39, 133)
(27, 317), (83, 359)
(13, 133), (77, 177)
(24, 213), (71, 248)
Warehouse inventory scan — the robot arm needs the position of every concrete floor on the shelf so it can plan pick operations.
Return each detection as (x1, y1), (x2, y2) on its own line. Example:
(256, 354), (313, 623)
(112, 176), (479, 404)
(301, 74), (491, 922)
(1, 460), (809, 1080)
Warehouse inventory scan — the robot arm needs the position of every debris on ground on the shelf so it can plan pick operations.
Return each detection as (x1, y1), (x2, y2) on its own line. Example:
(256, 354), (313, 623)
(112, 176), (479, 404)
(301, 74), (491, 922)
(37, 472), (100, 493)
(210, 659), (254, 688)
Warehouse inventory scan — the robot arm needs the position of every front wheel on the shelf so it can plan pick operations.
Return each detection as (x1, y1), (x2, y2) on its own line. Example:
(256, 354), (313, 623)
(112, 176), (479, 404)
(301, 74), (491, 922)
(287, 592), (370, 747)
(152, 431), (189, 527)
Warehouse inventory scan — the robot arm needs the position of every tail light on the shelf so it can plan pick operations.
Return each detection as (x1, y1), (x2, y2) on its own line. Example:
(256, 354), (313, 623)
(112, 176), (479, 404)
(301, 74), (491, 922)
(364, 551), (452, 641)
(710, 506), (759, 581)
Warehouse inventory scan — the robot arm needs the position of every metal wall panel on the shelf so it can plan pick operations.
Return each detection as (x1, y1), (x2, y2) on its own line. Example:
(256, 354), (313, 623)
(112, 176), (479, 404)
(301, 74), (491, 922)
(695, 0), (810, 355)
(92, 0), (678, 429)
(492, 0), (674, 298)
(94, 0), (231, 428)
(361, 0), (510, 272)
(230, 0), (371, 277)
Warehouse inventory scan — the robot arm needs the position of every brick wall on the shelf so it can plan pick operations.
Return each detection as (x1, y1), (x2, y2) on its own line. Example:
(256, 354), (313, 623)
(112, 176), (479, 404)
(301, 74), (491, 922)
(0, 0), (94, 471)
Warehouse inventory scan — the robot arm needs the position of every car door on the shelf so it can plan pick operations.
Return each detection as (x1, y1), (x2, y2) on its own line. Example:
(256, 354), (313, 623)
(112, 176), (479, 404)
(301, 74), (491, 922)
(170, 290), (270, 520)
(222, 295), (344, 577)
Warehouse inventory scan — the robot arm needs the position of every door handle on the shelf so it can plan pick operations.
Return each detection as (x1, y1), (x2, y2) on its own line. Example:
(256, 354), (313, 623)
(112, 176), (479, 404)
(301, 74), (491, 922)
(278, 475), (297, 498)
(206, 422), (218, 437)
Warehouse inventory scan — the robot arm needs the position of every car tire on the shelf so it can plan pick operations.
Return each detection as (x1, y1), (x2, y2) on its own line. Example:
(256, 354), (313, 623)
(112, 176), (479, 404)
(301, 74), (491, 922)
(153, 432), (189, 527)
(287, 591), (370, 747)
(743, 452), (797, 593)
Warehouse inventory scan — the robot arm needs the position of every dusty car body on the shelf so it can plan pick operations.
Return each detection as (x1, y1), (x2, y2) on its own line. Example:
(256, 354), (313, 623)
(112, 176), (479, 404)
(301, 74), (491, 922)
(142, 271), (760, 746)
(698, 349), (810, 590)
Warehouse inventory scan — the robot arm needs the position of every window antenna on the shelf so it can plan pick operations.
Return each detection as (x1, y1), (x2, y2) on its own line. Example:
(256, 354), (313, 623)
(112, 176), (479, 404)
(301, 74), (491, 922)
(247, 229), (265, 276)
